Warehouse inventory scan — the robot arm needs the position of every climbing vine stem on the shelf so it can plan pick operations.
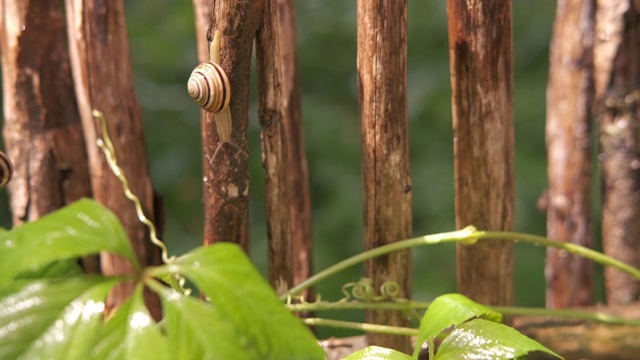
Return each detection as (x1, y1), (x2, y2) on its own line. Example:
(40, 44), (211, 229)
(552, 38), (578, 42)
(282, 226), (640, 304)
(93, 110), (173, 265)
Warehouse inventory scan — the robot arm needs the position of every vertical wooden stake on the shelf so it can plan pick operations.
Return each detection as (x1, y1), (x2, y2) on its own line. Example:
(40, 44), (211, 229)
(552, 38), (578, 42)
(446, 0), (515, 306)
(191, 0), (264, 249)
(358, 0), (412, 352)
(545, 0), (595, 308)
(256, 0), (313, 297)
(594, 0), (640, 305)
(65, 0), (161, 318)
(0, 0), (95, 271)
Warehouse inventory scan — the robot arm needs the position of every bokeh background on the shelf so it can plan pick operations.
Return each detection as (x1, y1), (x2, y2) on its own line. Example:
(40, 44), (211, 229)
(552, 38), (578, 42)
(0, 1), (606, 339)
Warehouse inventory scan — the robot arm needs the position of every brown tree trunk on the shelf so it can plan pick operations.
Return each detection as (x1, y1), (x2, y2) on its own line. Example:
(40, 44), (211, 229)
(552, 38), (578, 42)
(446, 0), (515, 306)
(357, 0), (412, 353)
(0, 1), (96, 271)
(256, 0), (313, 297)
(594, 0), (640, 305)
(64, 0), (162, 318)
(544, 0), (595, 308)
(192, 0), (264, 249)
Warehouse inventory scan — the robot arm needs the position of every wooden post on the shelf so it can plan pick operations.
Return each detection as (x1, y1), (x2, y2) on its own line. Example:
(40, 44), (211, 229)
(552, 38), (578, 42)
(544, 0), (595, 308)
(256, 0), (313, 296)
(64, 0), (162, 318)
(446, 0), (515, 306)
(191, 0), (264, 249)
(594, 0), (640, 305)
(357, 0), (412, 352)
(0, 1), (94, 269)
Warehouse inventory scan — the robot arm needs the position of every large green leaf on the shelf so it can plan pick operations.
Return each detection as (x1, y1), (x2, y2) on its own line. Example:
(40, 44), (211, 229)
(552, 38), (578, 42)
(344, 346), (413, 360)
(19, 280), (115, 359)
(150, 243), (324, 359)
(122, 285), (168, 360)
(91, 294), (133, 360)
(434, 319), (563, 360)
(413, 293), (502, 358)
(0, 276), (116, 359)
(0, 198), (138, 287)
(160, 286), (255, 359)
(91, 285), (168, 360)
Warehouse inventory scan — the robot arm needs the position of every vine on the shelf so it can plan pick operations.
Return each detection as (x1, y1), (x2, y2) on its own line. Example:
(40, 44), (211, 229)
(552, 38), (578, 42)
(92, 109), (188, 294)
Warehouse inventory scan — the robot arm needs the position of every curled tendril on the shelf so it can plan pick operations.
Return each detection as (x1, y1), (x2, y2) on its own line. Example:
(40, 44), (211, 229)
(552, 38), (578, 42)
(286, 293), (323, 306)
(340, 277), (403, 302)
(93, 110), (188, 294)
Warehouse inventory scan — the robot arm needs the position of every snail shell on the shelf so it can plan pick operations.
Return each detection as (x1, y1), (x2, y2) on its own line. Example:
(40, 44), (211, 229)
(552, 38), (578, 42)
(0, 151), (13, 189)
(187, 62), (231, 113)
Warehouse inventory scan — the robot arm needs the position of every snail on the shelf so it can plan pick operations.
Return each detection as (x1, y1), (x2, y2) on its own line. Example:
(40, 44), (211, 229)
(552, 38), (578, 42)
(188, 30), (247, 163)
(0, 151), (13, 189)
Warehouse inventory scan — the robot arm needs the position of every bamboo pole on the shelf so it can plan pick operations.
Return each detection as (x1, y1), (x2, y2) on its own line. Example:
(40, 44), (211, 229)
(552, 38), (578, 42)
(357, 0), (412, 352)
(446, 0), (515, 306)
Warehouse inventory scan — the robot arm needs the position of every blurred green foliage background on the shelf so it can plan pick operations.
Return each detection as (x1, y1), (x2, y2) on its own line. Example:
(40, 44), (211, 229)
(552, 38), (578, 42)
(0, 0), (604, 339)
(121, 1), (565, 337)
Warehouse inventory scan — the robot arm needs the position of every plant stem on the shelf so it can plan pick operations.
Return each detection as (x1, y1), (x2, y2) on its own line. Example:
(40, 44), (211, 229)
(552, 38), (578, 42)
(303, 318), (418, 336)
(282, 227), (640, 303)
(287, 300), (640, 327)
(281, 227), (476, 301)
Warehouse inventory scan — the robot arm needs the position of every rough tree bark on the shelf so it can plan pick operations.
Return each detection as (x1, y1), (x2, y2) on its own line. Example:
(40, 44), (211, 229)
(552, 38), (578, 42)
(0, 1), (95, 271)
(446, 0), (515, 306)
(256, 0), (313, 296)
(64, 0), (162, 318)
(544, 0), (595, 308)
(594, 0), (640, 305)
(357, 0), (412, 353)
(192, 0), (264, 249)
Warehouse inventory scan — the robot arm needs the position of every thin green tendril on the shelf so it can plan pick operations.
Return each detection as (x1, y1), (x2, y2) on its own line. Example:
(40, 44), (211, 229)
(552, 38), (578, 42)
(340, 277), (402, 302)
(92, 110), (174, 264)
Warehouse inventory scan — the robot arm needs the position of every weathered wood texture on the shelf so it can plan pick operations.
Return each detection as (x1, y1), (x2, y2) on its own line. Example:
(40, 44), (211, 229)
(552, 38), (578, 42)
(0, 1), (96, 272)
(544, 0), (595, 308)
(357, 0), (412, 352)
(446, 0), (515, 307)
(193, 0), (264, 249)
(64, 0), (161, 318)
(256, 0), (313, 296)
(594, 0), (640, 305)
(514, 303), (640, 360)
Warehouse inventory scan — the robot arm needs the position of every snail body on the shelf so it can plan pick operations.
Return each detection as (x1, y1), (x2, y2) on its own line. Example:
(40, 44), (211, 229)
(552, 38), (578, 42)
(188, 30), (246, 163)
(0, 151), (13, 189)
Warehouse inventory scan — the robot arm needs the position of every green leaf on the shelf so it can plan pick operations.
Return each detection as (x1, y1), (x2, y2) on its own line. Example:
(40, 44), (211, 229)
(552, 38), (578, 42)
(0, 198), (138, 287)
(15, 259), (84, 280)
(91, 284), (168, 360)
(434, 319), (563, 360)
(344, 346), (413, 360)
(19, 280), (115, 359)
(159, 286), (254, 359)
(151, 243), (324, 359)
(0, 276), (116, 359)
(91, 294), (133, 360)
(122, 285), (168, 360)
(414, 293), (502, 358)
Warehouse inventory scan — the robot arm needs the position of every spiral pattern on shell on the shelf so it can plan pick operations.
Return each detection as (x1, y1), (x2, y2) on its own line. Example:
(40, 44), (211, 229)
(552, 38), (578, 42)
(187, 62), (231, 113)
(0, 151), (13, 189)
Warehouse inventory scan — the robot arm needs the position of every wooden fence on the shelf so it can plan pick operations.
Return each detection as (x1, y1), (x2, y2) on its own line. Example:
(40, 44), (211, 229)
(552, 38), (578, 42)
(0, 0), (638, 357)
